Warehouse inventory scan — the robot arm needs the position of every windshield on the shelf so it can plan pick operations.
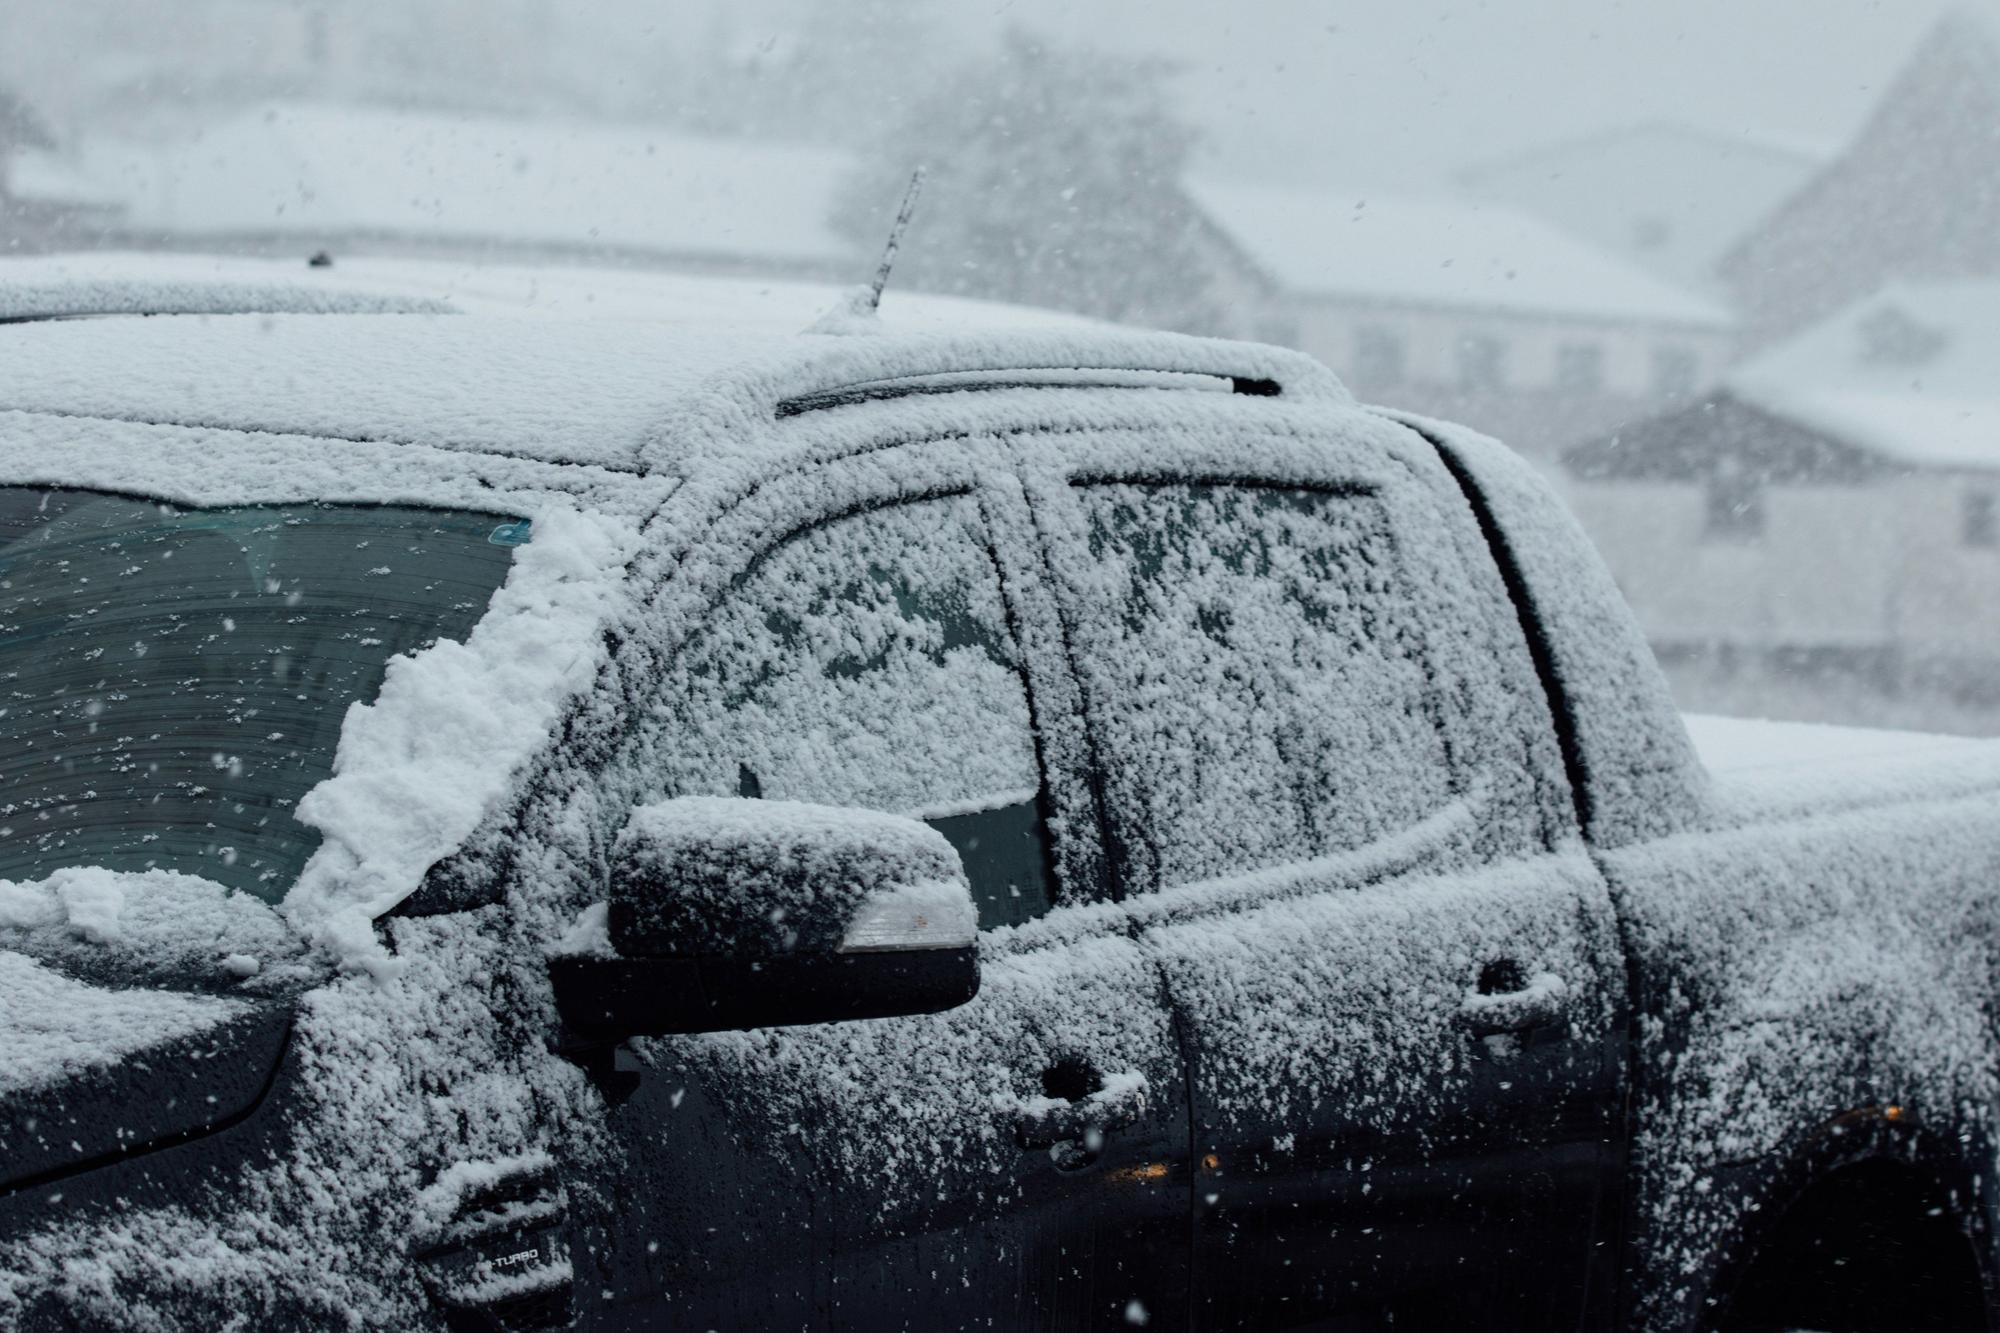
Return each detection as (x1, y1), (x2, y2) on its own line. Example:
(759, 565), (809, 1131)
(0, 488), (526, 902)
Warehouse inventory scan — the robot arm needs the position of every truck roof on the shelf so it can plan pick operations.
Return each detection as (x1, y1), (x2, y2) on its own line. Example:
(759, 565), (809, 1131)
(0, 309), (1347, 479)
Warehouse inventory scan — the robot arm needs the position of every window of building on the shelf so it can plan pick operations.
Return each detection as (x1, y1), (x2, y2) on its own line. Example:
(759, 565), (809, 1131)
(1554, 343), (1605, 394)
(1653, 346), (1698, 400)
(1352, 325), (1406, 387)
(1703, 469), (1766, 542)
(1966, 489), (1998, 548)
(1858, 305), (1947, 367)
(1456, 333), (1505, 391)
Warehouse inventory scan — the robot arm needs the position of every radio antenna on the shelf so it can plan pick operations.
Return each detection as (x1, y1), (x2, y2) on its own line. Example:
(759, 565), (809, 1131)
(869, 165), (928, 311)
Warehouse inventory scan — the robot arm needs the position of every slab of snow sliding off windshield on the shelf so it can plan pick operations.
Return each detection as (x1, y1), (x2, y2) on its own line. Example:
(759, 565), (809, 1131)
(0, 489), (528, 902)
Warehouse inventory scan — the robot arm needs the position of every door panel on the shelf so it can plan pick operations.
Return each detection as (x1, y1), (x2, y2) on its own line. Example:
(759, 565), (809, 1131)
(576, 469), (1190, 1329)
(1016, 426), (1627, 1330)
(1137, 851), (1626, 1329)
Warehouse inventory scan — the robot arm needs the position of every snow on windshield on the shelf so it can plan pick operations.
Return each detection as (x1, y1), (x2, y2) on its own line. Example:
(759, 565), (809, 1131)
(0, 488), (523, 902)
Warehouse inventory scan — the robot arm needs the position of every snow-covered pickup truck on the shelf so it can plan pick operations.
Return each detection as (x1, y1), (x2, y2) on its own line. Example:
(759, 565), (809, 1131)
(0, 302), (1996, 1333)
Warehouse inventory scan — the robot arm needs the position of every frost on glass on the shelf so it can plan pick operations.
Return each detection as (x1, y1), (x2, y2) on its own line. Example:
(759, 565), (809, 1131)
(652, 494), (1052, 926)
(1065, 482), (1455, 891)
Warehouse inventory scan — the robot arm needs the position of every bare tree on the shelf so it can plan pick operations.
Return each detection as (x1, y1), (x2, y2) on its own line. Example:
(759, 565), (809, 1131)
(832, 28), (1225, 331)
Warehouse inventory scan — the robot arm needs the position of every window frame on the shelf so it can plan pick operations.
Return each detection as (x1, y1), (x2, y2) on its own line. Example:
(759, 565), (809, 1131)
(600, 437), (1116, 924)
(1554, 342), (1606, 395)
(1005, 419), (1577, 910)
(1702, 469), (1767, 543)
(1456, 333), (1507, 392)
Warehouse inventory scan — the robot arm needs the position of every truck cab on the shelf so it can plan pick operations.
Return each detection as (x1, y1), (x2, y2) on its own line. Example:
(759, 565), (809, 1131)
(0, 299), (1994, 1332)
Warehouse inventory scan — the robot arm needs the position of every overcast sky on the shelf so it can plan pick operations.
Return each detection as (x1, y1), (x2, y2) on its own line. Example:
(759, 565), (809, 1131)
(4, 0), (1976, 194)
(984, 0), (1969, 183)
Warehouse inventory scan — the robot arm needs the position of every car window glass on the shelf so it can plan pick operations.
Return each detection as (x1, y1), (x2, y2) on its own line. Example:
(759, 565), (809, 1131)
(0, 487), (519, 901)
(1067, 481), (1457, 892)
(657, 494), (1055, 928)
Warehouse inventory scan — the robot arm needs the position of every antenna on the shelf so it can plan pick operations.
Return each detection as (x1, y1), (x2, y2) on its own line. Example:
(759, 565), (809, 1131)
(869, 165), (927, 311)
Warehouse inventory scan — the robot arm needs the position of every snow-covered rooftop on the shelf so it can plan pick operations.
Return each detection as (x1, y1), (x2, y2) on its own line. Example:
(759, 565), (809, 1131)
(0, 251), (1104, 332)
(1189, 178), (1733, 329)
(0, 282), (1334, 475)
(1726, 278), (2000, 471)
(1457, 121), (1829, 291)
(73, 103), (859, 270)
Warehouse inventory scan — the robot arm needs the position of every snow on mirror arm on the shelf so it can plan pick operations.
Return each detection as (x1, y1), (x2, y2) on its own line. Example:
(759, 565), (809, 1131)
(0, 488), (527, 903)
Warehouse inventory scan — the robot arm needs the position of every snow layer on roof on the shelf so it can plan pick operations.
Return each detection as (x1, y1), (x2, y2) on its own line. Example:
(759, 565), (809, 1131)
(1457, 121), (1827, 290)
(323, 257), (1106, 333)
(0, 252), (1101, 335)
(1189, 178), (1732, 328)
(9, 149), (129, 209)
(1726, 279), (2000, 471)
(81, 103), (856, 267)
(0, 310), (1332, 475)
(0, 252), (454, 319)
(0, 312), (775, 468)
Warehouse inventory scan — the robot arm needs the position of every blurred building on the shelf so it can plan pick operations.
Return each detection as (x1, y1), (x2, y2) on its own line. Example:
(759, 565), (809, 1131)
(69, 103), (857, 278)
(1458, 123), (1826, 295)
(1188, 179), (1736, 460)
(1719, 11), (2000, 349)
(1565, 279), (2000, 706)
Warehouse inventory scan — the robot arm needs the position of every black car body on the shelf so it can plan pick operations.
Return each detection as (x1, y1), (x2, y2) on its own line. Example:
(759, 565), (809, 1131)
(0, 302), (1996, 1332)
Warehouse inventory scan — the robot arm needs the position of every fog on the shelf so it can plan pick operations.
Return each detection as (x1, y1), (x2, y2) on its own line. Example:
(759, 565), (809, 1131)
(1, 0), (1995, 734)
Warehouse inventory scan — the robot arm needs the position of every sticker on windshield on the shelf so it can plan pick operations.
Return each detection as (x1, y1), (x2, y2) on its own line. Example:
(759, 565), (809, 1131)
(488, 519), (533, 547)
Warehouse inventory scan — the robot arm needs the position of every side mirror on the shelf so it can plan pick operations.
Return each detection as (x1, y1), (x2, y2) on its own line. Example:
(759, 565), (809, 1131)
(549, 797), (980, 1040)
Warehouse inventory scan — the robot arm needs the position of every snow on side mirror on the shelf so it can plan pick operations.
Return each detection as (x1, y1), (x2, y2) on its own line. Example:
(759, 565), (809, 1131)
(549, 797), (980, 1040)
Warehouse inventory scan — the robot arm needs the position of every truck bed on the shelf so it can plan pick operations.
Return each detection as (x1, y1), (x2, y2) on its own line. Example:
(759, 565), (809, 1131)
(1679, 712), (2000, 825)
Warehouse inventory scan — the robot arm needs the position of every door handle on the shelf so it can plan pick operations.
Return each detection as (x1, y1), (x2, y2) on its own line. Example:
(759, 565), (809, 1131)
(1007, 1069), (1149, 1150)
(1457, 967), (1569, 1038)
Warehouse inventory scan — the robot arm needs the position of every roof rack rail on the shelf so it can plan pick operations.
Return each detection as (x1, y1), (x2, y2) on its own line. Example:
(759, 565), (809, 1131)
(776, 366), (1283, 419)
(0, 282), (454, 325)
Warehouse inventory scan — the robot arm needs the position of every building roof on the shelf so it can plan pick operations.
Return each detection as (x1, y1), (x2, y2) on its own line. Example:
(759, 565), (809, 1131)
(1458, 121), (1828, 291)
(71, 103), (859, 270)
(1717, 10), (2000, 345)
(1725, 278), (2000, 472)
(1187, 177), (1733, 329)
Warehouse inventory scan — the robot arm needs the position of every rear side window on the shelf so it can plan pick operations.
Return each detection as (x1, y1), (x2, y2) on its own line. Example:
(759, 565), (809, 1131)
(1064, 481), (1456, 891)
(656, 495), (1055, 928)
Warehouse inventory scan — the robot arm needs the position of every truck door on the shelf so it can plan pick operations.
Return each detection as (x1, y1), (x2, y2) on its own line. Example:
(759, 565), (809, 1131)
(573, 441), (1191, 1331)
(1016, 419), (1629, 1330)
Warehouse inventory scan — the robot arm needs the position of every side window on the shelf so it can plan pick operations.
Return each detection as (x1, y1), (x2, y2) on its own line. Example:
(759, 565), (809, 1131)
(1066, 481), (1457, 892)
(658, 495), (1056, 928)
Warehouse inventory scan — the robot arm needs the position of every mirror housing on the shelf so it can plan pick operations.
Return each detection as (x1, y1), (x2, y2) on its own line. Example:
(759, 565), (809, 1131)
(550, 797), (980, 1040)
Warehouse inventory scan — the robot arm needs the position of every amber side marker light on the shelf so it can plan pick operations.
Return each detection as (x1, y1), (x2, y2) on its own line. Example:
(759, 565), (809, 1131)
(1884, 1104), (1906, 1122)
(1110, 1163), (1172, 1183)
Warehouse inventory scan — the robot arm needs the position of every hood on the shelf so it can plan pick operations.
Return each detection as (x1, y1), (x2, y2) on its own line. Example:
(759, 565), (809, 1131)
(0, 867), (315, 1194)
